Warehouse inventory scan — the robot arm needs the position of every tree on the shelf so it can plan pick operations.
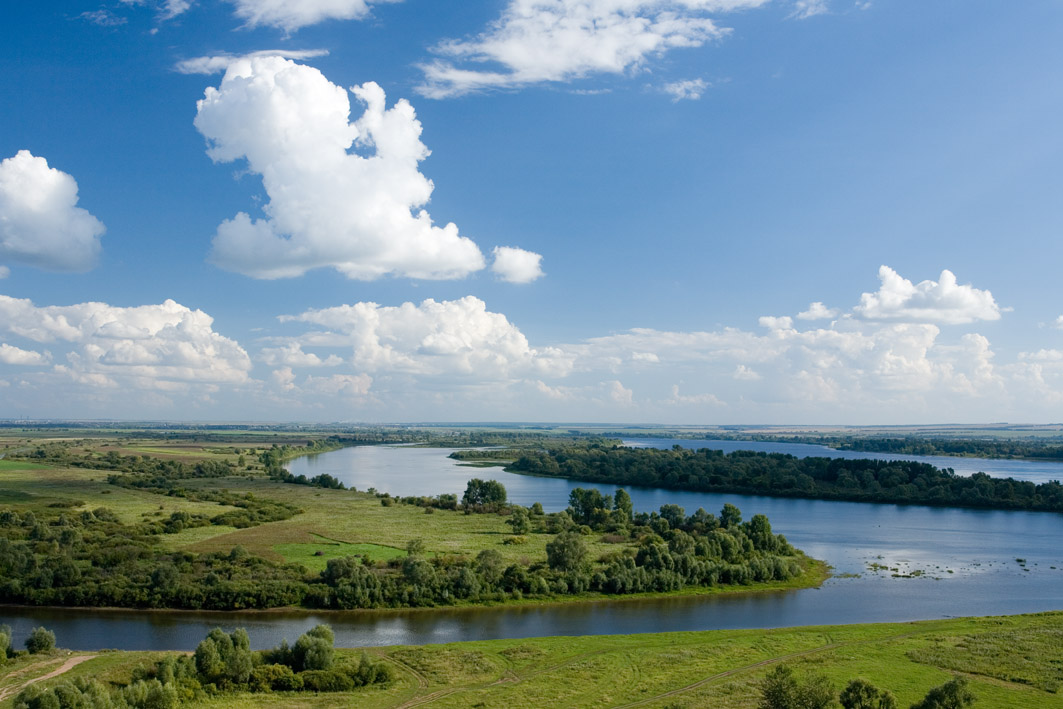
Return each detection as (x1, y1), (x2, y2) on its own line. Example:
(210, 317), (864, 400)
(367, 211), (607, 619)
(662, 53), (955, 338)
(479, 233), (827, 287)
(760, 665), (835, 709)
(721, 503), (742, 529)
(546, 531), (588, 572)
(840, 678), (897, 709)
(760, 665), (798, 709)
(568, 488), (612, 525)
(293, 625), (335, 671)
(910, 677), (975, 709)
(25, 627), (55, 654)
(613, 488), (633, 521)
(462, 479), (507, 507)
(507, 508), (530, 535)
(659, 504), (685, 530)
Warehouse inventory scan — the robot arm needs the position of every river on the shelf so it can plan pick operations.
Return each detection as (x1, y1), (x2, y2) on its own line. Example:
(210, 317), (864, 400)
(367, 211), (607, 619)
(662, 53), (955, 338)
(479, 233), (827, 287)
(2, 441), (1061, 650)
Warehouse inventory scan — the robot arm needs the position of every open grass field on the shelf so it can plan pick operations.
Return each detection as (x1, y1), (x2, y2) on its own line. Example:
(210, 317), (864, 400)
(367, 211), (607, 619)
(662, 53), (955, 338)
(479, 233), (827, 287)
(3, 612), (1061, 708)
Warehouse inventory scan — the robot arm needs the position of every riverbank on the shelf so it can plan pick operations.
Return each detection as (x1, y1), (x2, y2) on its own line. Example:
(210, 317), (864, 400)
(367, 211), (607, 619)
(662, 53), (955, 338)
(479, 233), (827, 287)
(4, 611), (1060, 708)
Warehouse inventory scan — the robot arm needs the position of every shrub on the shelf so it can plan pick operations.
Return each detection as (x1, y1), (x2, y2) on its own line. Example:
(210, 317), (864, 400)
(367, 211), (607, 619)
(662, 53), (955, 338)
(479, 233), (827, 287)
(299, 669), (355, 692)
(250, 663), (303, 692)
(25, 627), (55, 655)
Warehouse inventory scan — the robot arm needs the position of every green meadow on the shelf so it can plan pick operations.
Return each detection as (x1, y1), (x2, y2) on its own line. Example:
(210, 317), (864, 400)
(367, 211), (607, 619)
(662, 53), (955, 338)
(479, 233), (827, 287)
(3, 613), (1061, 708)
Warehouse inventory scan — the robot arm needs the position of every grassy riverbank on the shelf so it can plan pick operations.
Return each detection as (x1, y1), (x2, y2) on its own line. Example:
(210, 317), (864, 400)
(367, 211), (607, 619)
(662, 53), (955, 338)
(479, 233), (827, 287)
(3, 612), (1061, 707)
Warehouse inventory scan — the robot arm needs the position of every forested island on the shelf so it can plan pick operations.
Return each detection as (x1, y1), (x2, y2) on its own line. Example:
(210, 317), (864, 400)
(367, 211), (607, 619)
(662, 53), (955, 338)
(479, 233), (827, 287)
(488, 443), (1063, 512)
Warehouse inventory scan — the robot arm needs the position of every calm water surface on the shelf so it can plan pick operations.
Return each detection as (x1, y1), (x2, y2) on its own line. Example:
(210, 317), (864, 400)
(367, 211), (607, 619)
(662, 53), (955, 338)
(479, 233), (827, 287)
(3, 442), (1061, 650)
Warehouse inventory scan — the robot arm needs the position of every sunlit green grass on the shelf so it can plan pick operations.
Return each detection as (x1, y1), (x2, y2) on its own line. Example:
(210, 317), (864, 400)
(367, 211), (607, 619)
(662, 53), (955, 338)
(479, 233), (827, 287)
(273, 537), (406, 572)
(5, 613), (1062, 708)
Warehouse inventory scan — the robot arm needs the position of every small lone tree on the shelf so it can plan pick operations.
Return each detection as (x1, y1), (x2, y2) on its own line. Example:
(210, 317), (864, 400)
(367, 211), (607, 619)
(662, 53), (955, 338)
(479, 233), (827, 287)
(507, 508), (530, 534)
(25, 627), (55, 654)
(462, 479), (507, 508)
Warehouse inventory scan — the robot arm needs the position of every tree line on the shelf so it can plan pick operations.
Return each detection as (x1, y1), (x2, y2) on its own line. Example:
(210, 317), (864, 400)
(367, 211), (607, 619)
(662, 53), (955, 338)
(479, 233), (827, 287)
(505, 444), (1063, 512)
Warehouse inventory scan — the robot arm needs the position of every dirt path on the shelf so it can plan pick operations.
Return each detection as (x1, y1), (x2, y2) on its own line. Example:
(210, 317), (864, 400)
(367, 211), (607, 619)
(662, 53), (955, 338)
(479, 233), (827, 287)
(0, 655), (96, 702)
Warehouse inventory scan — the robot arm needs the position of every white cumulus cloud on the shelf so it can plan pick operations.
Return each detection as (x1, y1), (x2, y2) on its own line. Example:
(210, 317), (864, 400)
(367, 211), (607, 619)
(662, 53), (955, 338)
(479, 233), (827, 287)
(0, 295), (251, 389)
(759, 315), (794, 330)
(797, 301), (839, 320)
(417, 0), (769, 98)
(260, 342), (343, 367)
(853, 265), (1003, 325)
(279, 295), (573, 379)
(0, 151), (105, 273)
(0, 343), (50, 366)
(195, 56), (490, 280)
(491, 246), (544, 283)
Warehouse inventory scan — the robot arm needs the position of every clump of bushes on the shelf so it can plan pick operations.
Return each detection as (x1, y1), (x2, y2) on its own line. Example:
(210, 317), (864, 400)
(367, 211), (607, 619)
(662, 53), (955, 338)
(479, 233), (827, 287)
(14, 624), (391, 709)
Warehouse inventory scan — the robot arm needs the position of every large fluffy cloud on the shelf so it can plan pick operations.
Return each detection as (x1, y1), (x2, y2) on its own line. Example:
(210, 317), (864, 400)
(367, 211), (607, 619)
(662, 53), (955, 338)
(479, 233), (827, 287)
(279, 295), (572, 379)
(195, 57), (526, 280)
(0, 295), (251, 389)
(0, 151), (105, 273)
(854, 266), (1003, 324)
(417, 0), (769, 98)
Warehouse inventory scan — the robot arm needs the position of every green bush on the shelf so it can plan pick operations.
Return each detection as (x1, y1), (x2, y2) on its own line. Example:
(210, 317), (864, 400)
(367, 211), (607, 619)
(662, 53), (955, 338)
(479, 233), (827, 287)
(25, 627), (55, 654)
(299, 669), (356, 692)
(249, 663), (303, 692)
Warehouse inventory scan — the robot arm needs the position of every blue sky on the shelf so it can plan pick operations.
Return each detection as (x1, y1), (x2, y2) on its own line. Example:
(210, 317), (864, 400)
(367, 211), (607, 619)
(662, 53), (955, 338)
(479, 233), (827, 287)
(1, 0), (1061, 423)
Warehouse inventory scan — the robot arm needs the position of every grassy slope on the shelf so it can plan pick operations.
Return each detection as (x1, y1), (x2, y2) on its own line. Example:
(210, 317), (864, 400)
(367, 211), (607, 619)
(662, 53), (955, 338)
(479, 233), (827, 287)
(3, 613), (1061, 708)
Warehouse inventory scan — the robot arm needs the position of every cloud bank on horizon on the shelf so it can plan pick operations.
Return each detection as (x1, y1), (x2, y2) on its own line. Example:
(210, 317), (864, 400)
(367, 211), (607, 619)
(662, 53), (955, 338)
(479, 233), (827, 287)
(2, 266), (1057, 423)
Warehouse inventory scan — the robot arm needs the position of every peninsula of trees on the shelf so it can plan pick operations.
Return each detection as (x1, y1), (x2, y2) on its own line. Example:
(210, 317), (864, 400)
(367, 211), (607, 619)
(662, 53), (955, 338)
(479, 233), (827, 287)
(0, 437), (819, 612)
(498, 443), (1063, 512)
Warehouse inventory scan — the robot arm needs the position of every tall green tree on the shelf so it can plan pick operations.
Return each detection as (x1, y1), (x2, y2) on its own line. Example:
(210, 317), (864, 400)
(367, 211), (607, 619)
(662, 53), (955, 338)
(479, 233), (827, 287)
(546, 531), (588, 572)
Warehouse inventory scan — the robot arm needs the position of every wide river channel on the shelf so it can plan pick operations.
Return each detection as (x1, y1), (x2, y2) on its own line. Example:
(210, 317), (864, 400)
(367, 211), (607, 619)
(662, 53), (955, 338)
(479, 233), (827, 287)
(3, 439), (1061, 650)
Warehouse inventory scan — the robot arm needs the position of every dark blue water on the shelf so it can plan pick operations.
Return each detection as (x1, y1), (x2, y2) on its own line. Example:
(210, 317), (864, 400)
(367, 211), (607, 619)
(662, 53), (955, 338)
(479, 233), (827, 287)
(2, 444), (1060, 651)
